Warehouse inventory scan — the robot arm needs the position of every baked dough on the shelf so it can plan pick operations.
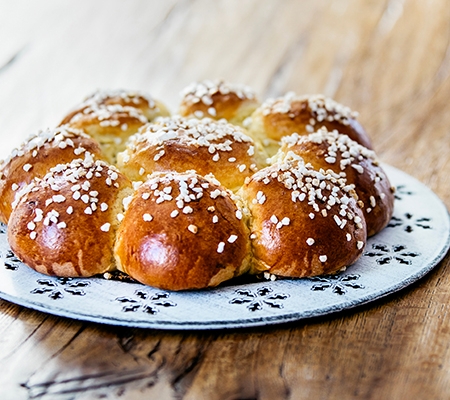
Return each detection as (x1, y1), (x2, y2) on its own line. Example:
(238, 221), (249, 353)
(1, 82), (394, 290)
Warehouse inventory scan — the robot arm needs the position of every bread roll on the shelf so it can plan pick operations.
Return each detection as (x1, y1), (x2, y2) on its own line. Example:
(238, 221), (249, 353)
(278, 128), (395, 236)
(239, 155), (367, 277)
(61, 89), (170, 124)
(0, 126), (104, 224)
(7, 156), (133, 277)
(249, 92), (372, 156)
(117, 116), (266, 191)
(61, 90), (170, 163)
(114, 171), (251, 290)
(179, 79), (259, 126)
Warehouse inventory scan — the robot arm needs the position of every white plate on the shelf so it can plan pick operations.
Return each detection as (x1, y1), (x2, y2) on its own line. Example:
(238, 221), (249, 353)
(0, 165), (448, 330)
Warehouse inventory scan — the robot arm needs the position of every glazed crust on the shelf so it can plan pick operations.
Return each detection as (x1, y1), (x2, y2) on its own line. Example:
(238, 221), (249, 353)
(240, 159), (367, 277)
(0, 126), (104, 224)
(114, 172), (251, 290)
(249, 94), (372, 155)
(279, 129), (394, 236)
(60, 89), (170, 163)
(179, 79), (259, 126)
(7, 158), (133, 277)
(61, 104), (149, 163)
(117, 117), (265, 191)
(60, 89), (170, 125)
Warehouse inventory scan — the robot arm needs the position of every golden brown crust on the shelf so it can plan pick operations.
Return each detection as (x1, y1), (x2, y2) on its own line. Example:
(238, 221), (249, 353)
(7, 158), (133, 277)
(279, 128), (395, 236)
(240, 157), (367, 277)
(60, 89), (170, 125)
(0, 126), (104, 224)
(61, 104), (149, 163)
(179, 80), (259, 126)
(249, 93), (372, 155)
(117, 117), (266, 191)
(114, 171), (251, 290)
(60, 89), (170, 163)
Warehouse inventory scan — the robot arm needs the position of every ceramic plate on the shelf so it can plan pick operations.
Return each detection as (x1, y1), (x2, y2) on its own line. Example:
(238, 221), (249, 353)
(0, 165), (448, 330)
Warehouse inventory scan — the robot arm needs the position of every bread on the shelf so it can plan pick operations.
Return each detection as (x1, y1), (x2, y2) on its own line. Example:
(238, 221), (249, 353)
(179, 79), (259, 126)
(278, 128), (395, 236)
(249, 92), (373, 156)
(7, 156), (133, 277)
(1, 84), (394, 291)
(114, 171), (251, 290)
(60, 89), (170, 163)
(0, 126), (104, 224)
(61, 89), (170, 123)
(239, 154), (367, 277)
(117, 116), (266, 191)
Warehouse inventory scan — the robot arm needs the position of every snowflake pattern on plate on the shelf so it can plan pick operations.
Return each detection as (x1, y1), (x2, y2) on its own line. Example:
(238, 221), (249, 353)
(115, 290), (176, 314)
(3, 250), (21, 271)
(364, 244), (420, 265)
(229, 287), (289, 311)
(394, 184), (414, 201)
(30, 278), (90, 300)
(308, 274), (364, 295)
(387, 213), (432, 233)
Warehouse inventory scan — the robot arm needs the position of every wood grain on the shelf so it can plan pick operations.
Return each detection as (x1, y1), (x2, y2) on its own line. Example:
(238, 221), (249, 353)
(0, 0), (449, 398)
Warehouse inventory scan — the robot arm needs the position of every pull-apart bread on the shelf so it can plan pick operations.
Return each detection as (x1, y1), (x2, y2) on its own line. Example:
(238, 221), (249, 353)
(1, 84), (394, 290)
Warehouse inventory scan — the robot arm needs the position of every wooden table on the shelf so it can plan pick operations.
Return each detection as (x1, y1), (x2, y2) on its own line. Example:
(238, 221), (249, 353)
(1, 1), (449, 398)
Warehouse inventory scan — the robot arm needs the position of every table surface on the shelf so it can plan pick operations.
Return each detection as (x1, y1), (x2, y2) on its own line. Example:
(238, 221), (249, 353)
(1, 1), (450, 399)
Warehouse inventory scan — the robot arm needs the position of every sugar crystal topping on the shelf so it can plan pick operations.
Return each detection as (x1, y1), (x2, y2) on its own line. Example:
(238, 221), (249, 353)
(69, 103), (148, 125)
(83, 89), (156, 109)
(0, 125), (93, 168)
(282, 127), (378, 173)
(125, 117), (255, 169)
(132, 116), (252, 146)
(261, 93), (359, 126)
(16, 155), (124, 239)
(181, 79), (256, 106)
(134, 171), (243, 252)
(279, 128), (387, 217)
(250, 154), (364, 231)
(139, 171), (231, 209)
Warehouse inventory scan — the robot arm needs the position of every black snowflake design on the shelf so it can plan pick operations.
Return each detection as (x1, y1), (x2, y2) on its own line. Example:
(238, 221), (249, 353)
(387, 213), (432, 233)
(394, 185), (414, 201)
(115, 290), (176, 314)
(0, 223), (6, 234)
(3, 250), (21, 271)
(30, 277), (90, 300)
(364, 243), (420, 265)
(308, 274), (364, 295)
(229, 287), (289, 311)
